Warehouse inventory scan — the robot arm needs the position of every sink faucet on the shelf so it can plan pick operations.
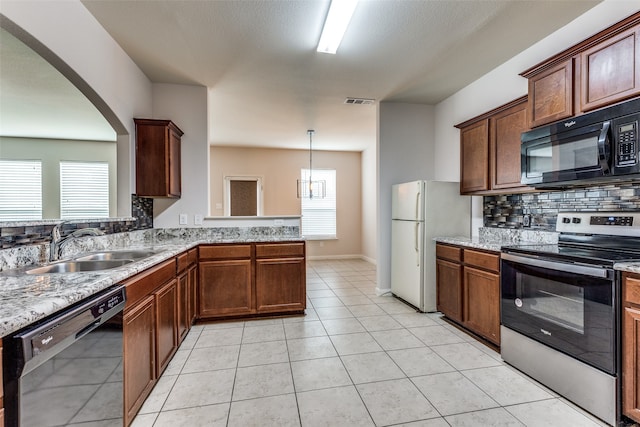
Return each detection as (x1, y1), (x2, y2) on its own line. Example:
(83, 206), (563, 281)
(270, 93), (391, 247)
(50, 223), (105, 262)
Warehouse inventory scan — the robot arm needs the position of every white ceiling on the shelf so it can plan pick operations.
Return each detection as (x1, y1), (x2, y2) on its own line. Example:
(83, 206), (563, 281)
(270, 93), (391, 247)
(1, 1), (602, 151)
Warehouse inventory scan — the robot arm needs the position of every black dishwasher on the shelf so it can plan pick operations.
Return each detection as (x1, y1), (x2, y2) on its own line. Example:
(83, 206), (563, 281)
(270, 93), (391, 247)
(3, 285), (126, 427)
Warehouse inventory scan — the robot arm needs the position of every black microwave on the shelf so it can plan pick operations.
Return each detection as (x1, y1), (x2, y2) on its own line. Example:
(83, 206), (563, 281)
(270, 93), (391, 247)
(521, 97), (640, 188)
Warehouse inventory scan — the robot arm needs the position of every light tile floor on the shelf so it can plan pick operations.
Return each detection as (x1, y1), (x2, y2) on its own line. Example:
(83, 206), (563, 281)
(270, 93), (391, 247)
(131, 259), (610, 427)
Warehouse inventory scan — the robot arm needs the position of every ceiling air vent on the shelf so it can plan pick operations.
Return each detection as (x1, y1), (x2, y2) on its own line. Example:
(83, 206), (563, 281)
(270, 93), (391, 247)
(344, 97), (375, 105)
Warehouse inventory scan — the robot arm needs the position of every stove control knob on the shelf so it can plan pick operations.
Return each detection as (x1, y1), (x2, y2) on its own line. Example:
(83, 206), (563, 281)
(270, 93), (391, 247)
(572, 217), (581, 224)
(562, 217), (571, 224)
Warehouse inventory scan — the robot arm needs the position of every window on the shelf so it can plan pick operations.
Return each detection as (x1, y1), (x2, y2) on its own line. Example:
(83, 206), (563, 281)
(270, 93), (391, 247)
(0, 160), (42, 220)
(300, 168), (336, 239)
(60, 161), (109, 219)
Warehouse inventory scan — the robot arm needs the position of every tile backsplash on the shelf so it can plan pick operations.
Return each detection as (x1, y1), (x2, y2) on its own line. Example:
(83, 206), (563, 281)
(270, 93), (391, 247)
(0, 194), (154, 249)
(484, 182), (640, 231)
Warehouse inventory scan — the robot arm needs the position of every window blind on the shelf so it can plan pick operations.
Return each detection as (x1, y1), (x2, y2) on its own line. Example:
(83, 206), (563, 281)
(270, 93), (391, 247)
(301, 169), (336, 239)
(60, 161), (109, 219)
(0, 160), (43, 220)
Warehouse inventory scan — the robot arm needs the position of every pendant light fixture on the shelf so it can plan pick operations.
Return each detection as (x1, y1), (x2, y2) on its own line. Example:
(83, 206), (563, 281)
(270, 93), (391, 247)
(297, 129), (326, 199)
(308, 129), (314, 199)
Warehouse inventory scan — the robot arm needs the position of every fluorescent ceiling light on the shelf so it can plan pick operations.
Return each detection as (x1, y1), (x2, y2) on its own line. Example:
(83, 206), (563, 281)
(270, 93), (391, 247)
(317, 0), (359, 54)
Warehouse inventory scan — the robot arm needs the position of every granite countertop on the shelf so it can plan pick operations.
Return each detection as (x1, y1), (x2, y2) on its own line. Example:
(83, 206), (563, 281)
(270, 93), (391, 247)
(0, 236), (303, 338)
(434, 236), (506, 252)
(612, 262), (640, 274)
(436, 230), (640, 273)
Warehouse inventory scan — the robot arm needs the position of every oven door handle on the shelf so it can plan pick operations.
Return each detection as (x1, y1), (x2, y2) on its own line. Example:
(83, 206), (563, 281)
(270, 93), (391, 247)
(501, 253), (612, 279)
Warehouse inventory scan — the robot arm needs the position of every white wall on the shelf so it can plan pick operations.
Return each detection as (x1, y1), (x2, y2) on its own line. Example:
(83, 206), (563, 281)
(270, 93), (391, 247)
(151, 83), (209, 228)
(377, 102), (435, 293)
(361, 145), (377, 263)
(433, 0), (640, 234)
(0, 0), (153, 217)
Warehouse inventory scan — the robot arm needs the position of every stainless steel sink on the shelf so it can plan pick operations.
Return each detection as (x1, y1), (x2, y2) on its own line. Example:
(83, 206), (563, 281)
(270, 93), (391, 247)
(74, 250), (161, 261)
(26, 259), (134, 274)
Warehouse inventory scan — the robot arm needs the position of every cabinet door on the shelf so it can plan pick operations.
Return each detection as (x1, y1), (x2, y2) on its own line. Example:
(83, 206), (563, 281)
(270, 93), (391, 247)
(177, 272), (189, 343)
(168, 126), (182, 197)
(255, 258), (306, 313)
(134, 119), (182, 198)
(623, 305), (640, 423)
(491, 99), (529, 190)
(123, 295), (156, 426)
(436, 258), (463, 323)
(155, 279), (178, 376)
(528, 59), (574, 128)
(188, 265), (198, 324)
(460, 119), (489, 194)
(199, 260), (253, 318)
(581, 26), (640, 112)
(463, 266), (500, 345)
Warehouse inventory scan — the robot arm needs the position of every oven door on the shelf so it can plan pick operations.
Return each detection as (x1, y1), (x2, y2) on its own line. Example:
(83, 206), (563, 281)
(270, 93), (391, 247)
(501, 253), (616, 375)
(521, 121), (612, 187)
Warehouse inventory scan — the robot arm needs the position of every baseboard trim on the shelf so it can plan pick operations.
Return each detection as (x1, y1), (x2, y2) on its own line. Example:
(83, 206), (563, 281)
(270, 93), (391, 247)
(376, 286), (392, 296)
(307, 254), (376, 265)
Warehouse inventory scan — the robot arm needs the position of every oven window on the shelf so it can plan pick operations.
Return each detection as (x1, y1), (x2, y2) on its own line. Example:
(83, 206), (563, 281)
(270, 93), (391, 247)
(516, 273), (584, 334)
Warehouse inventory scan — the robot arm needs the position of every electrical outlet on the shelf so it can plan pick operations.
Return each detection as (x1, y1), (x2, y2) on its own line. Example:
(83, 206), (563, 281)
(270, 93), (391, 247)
(179, 214), (188, 225)
(194, 214), (204, 225)
(215, 203), (222, 210)
(274, 219), (284, 226)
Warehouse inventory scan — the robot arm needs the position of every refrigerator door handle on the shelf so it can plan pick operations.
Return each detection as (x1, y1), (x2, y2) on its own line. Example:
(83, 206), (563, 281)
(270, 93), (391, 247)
(415, 191), (420, 220)
(415, 223), (420, 267)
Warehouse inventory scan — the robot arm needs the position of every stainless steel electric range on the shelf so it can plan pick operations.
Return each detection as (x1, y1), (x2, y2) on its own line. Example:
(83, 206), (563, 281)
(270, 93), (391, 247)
(500, 211), (640, 426)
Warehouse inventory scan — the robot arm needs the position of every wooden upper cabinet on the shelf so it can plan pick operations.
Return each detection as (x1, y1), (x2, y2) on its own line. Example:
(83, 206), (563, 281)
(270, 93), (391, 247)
(491, 97), (529, 190)
(581, 26), (640, 112)
(456, 96), (530, 195)
(527, 60), (574, 128)
(521, 12), (640, 127)
(459, 119), (489, 194)
(135, 118), (183, 198)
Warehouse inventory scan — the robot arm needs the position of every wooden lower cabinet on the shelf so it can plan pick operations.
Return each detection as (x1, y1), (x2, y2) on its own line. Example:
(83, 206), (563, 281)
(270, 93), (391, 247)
(122, 255), (192, 426)
(623, 273), (640, 423)
(436, 258), (463, 323)
(155, 279), (178, 376)
(188, 263), (198, 324)
(463, 266), (500, 345)
(198, 242), (306, 320)
(199, 259), (253, 318)
(436, 243), (501, 346)
(123, 295), (156, 426)
(256, 257), (306, 313)
(177, 271), (189, 343)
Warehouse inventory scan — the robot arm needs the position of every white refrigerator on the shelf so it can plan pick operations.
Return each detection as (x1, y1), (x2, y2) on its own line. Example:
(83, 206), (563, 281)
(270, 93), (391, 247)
(391, 180), (470, 312)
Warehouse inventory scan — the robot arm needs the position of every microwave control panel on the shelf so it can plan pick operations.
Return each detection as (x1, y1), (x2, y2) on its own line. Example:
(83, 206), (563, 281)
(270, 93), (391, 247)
(616, 120), (638, 167)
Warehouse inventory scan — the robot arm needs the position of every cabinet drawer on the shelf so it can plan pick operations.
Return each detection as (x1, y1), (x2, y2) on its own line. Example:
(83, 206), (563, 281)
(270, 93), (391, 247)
(124, 259), (176, 308)
(188, 248), (197, 265)
(256, 242), (305, 258)
(625, 275), (640, 306)
(199, 244), (252, 260)
(176, 252), (189, 273)
(436, 244), (462, 263)
(463, 249), (500, 272)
